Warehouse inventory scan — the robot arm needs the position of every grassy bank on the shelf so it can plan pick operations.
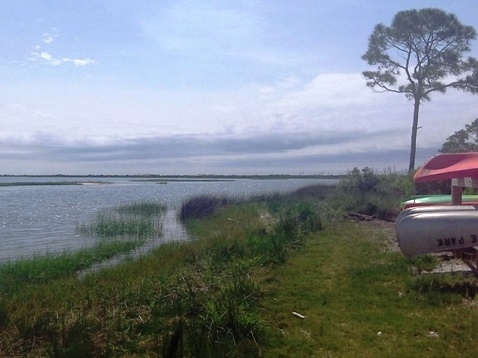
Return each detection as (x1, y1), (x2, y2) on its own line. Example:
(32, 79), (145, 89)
(0, 189), (324, 356)
(1, 173), (476, 356)
(0, 240), (143, 296)
(260, 221), (478, 357)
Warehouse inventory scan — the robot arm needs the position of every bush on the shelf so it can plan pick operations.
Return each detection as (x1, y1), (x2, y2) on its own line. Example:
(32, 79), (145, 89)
(335, 167), (414, 219)
(179, 195), (234, 221)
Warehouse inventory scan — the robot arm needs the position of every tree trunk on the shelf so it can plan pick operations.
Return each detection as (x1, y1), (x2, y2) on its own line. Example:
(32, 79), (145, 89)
(408, 98), (420, 172)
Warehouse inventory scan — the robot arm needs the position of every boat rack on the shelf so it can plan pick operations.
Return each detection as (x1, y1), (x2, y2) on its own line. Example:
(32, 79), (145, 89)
(454, 248), (478, 277)
(451, 177), (478, 204)
(399, 153), (478, 277)
(451, 177), (478, 276)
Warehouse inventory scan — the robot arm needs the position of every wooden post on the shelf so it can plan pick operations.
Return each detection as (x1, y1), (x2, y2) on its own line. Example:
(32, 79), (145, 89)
(451, 185), (462, 205)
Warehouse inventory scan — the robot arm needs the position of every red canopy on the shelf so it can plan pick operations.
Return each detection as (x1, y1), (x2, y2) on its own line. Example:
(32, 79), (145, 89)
(414, 152), (478, 183)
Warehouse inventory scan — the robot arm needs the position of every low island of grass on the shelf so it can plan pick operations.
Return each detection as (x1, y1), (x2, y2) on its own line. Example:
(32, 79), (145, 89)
(0, 181), (111, 187)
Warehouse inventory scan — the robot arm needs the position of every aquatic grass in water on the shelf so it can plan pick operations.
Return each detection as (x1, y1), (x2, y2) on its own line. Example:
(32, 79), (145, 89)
(0, 240), (142, 296)
(0, 200), (170, 296)
(116, 201), (166, 217)
(79, 212), (156, 237)
(77, 201), (165, 238)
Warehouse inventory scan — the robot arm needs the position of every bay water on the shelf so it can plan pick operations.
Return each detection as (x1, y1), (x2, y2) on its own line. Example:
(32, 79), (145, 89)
(0, 177), (336, 262)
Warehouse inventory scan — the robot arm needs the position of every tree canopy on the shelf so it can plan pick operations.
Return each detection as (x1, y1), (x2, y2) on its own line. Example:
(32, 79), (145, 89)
(440, 118), (478, 153)
(362, 8), (478, 171)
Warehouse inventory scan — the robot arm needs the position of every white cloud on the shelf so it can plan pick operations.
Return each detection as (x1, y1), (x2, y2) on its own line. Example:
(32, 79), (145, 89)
(41, 33), (55, 44)
(29, 28), (96, 68)
(30, 50), (96, 67)
(2, 65), (475, 174)
(65, 57), (96, 67)
(37, 51), (62, 66)
(33, 110), (54, 118)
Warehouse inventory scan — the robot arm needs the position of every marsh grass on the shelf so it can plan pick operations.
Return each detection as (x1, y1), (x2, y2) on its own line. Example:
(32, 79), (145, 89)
(0, 190), (325, 356)
(76, 201), (165, 238)
(0, 181), (83, 187)
(116, 201), (166, 216)
(0, 240), (142, 296)
(2, 179), (478, 356)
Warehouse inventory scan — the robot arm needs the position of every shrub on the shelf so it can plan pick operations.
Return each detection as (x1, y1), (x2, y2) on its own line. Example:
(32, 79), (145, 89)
(179, 195), (234, 221)
(335, 167), (414, 219)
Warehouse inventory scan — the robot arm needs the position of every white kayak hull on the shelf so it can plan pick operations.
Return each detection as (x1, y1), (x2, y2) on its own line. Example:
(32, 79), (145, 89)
(396, 210), (478, 257)
(396, 205), (477, 226)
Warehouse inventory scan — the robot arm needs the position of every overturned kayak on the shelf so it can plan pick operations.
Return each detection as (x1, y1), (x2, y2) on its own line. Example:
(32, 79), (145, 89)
(396, 205), (477, 225)
(401, 195), (478, 210)
(396, 210), (478, 257)
(414, 152), (478, 183)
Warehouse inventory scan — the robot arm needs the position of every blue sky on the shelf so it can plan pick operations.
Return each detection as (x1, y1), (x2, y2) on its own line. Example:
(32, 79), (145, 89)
(1, 0), (477, 175)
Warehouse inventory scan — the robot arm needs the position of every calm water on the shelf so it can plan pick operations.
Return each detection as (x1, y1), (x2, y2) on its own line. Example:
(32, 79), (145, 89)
(0, 177), (336, 261)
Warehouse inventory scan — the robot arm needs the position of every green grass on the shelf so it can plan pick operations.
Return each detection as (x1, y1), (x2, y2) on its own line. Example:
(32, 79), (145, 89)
(259, 221), (478, 357)
(76, 201), (165, 238)
(0, 240), (142, 296)
(1, 181), (478, 356)
(0, 194), (320, 356)
(116, 201), (166, 217)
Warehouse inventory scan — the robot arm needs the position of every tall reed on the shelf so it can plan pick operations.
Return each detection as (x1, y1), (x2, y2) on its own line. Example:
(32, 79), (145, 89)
(76, 201), (165, 238)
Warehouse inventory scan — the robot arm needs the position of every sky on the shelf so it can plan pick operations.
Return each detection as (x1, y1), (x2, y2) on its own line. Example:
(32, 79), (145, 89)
(1, 0), (477, 175)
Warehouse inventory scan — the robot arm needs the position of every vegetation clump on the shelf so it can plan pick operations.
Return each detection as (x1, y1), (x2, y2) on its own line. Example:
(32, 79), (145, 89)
(0, 188), (327, 356)
(0, 240), (142, 296)
(0, 201), (167, 299)
(334, 167), (414, 219)
(1, 174), (477, 356)
(77, 201), (165, 238)
(179, 195), (234, 221)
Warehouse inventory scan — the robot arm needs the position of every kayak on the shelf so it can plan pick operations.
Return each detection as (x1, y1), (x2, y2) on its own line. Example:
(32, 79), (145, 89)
(396, 153), (478, 260)
(414, 152), (478, 183)
(401, 195), (478, 210)
(396, 209), (478, 257)
(396, 204), (477, 225)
